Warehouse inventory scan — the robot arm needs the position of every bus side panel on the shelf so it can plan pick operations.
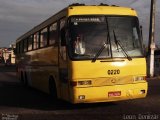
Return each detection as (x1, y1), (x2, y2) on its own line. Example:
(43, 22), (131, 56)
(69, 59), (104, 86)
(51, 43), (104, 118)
(26, 47), (59, 94)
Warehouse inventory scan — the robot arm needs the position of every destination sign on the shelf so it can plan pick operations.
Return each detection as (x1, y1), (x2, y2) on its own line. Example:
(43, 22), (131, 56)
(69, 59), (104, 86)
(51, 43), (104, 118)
(71, 17), (105, 23)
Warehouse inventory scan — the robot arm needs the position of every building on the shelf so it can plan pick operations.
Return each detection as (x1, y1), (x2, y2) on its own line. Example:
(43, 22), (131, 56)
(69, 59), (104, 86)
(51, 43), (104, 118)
(0, 46), (15, 65)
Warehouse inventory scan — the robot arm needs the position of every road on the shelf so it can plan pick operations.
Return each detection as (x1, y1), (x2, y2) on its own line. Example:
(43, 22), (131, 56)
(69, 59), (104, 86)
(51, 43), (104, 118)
(0, 65), (160, 120)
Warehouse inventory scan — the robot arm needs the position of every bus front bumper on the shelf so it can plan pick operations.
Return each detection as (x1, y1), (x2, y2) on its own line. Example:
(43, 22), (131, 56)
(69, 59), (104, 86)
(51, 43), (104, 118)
(70, 82), (148, 104)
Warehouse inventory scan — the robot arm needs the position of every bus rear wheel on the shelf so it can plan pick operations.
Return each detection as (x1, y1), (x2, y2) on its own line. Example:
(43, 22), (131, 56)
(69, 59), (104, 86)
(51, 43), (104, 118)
(49, 77), (57, 101)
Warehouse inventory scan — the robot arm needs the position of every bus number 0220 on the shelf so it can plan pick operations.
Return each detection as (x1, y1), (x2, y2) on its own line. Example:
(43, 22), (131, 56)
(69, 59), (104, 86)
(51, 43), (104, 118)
(107, 69), (120, 75)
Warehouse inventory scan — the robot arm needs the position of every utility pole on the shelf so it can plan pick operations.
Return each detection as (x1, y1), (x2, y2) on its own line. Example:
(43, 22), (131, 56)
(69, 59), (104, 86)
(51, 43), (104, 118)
(148, 0), (156, 77)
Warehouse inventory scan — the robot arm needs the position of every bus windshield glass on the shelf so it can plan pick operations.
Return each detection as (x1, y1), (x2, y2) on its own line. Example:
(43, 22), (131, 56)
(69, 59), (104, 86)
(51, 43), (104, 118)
(68, 16), (143, 60)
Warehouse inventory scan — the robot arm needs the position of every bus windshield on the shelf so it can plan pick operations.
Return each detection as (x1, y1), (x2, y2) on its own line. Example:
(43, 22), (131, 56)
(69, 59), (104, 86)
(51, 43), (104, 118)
(68, 16), (143, 60)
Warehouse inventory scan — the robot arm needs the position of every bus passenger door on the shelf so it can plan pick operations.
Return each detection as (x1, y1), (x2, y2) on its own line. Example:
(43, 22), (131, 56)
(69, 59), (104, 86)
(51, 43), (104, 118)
(59, 18), (69, 101)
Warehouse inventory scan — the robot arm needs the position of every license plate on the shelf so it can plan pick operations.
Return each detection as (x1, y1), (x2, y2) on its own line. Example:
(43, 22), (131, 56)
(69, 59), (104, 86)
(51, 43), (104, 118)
(108, 91), (121, 97)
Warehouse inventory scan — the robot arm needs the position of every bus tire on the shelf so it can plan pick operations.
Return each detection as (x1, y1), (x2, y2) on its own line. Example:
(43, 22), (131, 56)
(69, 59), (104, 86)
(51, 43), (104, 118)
(49, 77), (57, 101)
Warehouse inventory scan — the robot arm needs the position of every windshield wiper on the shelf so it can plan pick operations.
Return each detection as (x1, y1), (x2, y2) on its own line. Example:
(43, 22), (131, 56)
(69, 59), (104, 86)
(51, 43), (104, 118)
(113, 30), (132, 61)
(92, 42), (109, 62)
(92, 17), (111, 63)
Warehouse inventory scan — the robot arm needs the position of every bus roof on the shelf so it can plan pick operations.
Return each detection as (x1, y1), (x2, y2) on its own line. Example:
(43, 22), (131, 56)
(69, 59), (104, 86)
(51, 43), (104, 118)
(16, 4), (137, 42)
(68, 5), (137, 16)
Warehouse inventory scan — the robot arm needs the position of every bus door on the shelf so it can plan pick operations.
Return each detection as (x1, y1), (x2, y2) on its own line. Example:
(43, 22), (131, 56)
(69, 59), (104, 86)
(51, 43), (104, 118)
(59, 18), (70, 101)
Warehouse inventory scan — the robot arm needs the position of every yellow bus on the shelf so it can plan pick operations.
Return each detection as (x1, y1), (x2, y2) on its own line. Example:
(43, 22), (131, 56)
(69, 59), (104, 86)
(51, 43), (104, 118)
(16, 3), (147, 103)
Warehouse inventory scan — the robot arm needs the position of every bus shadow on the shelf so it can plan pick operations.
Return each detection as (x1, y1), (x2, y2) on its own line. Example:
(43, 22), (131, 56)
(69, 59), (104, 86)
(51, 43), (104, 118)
(1, 79), (160, 114)
(1, 72), (160, 113)
(0, 81), (116, 111)
(0, 65), (117, 112)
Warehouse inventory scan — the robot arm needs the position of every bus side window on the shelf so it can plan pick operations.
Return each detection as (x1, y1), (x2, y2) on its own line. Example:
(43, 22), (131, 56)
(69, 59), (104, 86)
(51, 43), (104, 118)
(61, 27), (66, 46)
(33, 32), (39, 49)
(40, 28), (48, 48)
(24, 38), (28, 52)
(49, 23), (57, 45)
(20, 40), (24, 54)
(60, 18), (66, 46)
(28, 35), (33, 51)
(60, 18), (66, 60)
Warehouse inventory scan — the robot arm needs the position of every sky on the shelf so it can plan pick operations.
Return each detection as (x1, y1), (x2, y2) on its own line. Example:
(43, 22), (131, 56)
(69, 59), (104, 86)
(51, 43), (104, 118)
(0, 0), (160, 48)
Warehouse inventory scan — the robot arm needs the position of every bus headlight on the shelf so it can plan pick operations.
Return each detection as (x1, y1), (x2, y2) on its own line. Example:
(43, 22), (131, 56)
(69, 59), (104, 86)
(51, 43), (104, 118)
(78, 95), (85, 100)
(133, 76), (146, 82)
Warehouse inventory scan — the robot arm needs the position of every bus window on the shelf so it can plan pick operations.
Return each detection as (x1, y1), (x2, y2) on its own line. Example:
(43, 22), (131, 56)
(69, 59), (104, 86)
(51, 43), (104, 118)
(60, 19), (66, 30)
(28, 35), (33, 51)
(40, 28), (48, 48)
(74, 34), (85, 55)
(49, 23), (57, 45)
(69, 16), (143, 60)
(60, 18), (66, 60)
(33, 32), (39, 49)
(60, 18), (66, 45)
(61, 27), (66, 46)
(24, 39), (28, 52)
(69, 16), (109, 59)
(20, 40), (24, 53)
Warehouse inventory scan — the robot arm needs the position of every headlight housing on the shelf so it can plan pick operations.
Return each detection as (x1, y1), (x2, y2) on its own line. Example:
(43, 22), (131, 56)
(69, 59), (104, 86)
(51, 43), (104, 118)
(70, 80), (92, 87)
(133, 76), (146, 82)
(78, 80), (92, 85)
